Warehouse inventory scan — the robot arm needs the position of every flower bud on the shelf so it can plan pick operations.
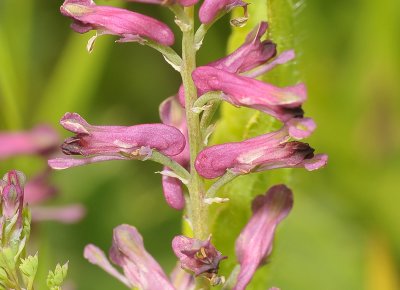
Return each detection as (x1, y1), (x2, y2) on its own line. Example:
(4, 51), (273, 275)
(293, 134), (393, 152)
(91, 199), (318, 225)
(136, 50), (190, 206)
(199, 0), (248, 24)
(233, 185), (293, 290)
(172, 235), (226, 279)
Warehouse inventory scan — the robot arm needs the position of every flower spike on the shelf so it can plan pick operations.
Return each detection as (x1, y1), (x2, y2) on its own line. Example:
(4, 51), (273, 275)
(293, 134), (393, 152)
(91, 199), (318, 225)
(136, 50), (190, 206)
(49, 112), (186, 170)
(195, 121), (327, 179)
(233, 185), (293, 290)
(60, 0), (175, 52)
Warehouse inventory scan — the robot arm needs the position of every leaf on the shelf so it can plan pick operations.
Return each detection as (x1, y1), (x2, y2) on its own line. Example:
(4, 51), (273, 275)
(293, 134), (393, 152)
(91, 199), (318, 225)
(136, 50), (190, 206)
(46, 262), (68, 290)
(19, 253), (38, 289)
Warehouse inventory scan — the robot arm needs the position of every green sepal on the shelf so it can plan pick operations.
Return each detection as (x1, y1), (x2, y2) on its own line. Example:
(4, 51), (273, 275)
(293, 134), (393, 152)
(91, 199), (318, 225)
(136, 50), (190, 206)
(19, 253), (38, 289)
(46, 262), (68, 290)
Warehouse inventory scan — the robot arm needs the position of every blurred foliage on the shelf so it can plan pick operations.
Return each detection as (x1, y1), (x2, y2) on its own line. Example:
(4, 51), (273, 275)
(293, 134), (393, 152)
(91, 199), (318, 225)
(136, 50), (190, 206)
(0, 0), (399, 289)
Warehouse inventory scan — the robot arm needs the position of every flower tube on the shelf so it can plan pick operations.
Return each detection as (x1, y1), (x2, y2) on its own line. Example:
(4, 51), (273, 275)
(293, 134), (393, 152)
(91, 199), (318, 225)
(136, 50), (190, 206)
(195, 120), (327, 179)
(49, 112), (186, 170)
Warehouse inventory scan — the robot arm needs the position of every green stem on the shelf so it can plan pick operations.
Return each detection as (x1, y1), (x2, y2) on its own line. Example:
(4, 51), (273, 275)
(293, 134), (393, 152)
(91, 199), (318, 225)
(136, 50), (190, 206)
(180, 7), (209, 289)
(200, 100), (221, 139)
(148, 151), (190, 181)
(145, 40), (183, 71)
(206, 170), (239, 198)
(193, 91), (223, 110)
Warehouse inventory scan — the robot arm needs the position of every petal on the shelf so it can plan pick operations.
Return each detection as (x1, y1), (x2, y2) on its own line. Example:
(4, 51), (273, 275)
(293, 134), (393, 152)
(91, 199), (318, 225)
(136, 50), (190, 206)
(287, 117), (316, 139)
(233, 185), (293, 290)
(84, 244), (131, 288)
(304, 153), (328, 171)
(172, 235), (226, 276)
(162, 169), (186, 210)
(170, 262), (195, 290)
(61, 0), (175, 46)
(31, 204), (86, 223)
(110, 224), (175, 290)
(199, 0), (248, 24)
(60, 112), (91, 134)
(244, 49), (296, 78)
(48, 156), (126, 170)
(208, 22), (277, 74)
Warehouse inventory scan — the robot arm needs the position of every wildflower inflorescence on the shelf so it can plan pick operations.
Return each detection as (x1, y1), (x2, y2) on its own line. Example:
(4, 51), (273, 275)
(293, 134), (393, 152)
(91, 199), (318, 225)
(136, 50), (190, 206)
(48, 0), (328, 289)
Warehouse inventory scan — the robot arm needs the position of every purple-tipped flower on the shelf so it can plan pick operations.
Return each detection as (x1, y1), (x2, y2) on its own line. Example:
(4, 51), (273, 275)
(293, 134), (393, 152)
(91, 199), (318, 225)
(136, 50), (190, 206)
(126, 0), (199, 6)
(48, 112), (186, 170)
(0, 125), (59, 160)
(172, 235), (226, 280)
(209, 22), (277, 74)
(0, 170), (25, 221)
(159, 97), (189, 210)
(192, 66), (307, 123)
(84, 224), (176, 290)
(60, 0), (175, 51)
(195, 120), (327, 179)
(199, 0), (248, 24)
(233, 185), (293, 290)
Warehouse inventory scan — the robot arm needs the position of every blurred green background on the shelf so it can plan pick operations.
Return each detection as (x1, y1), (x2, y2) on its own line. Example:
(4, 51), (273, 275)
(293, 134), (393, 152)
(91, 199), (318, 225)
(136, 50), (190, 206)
(0, 0), (399, 289)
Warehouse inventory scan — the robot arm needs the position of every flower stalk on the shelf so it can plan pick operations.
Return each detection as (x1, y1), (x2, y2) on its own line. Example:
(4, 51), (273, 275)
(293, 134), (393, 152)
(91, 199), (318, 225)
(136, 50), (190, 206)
(180, 6), (210, 289)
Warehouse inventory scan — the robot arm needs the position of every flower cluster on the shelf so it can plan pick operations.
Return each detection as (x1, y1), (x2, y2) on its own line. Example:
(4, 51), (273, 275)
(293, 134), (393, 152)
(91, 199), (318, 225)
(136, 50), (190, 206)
(0, 170), (69, 289)
(54, 0), (327, 289)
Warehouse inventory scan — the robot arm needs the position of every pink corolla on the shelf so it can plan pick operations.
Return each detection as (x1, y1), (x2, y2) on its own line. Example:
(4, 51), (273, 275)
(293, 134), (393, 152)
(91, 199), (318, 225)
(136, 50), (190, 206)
(172, 235), (226, 278)
(199, 0), (248, 24)
(192, 66), (307, 123)
(0, 125), (59, 160)
(0, 170), (25, 222)
(195, 119), (327, 179)
(208, 22), (277, 74)
(60, 0), (175, 51)
(233, 185), (293, 290)
(159, 96), (189, 210)
(84, 224), (194, 290)
(48, 112), (186, 170)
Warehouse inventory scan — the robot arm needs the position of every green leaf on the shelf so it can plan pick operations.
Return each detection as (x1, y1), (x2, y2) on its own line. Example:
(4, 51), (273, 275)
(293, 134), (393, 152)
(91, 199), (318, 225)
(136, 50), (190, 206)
(46, 262), (68, 290)
(19, 253), (38, 290)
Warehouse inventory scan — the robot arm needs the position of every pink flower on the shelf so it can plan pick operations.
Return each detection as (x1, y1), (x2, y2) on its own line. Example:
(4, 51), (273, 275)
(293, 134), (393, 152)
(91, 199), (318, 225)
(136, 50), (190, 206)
(0, 170), (25, 221)
(60, 0), (175, 50)
(84, 224), (194, 290)
(0, 125), (59, 160)
(199, 0), (248, 24)
(172, 235), (226, 279)
(195, 120), (327, 179)
(192, 66), (307, 123)
(159, 97), (189, 210)
(208, 22), (277, 74)
(48, 112), (186, 170)
(233, 185), (293, 290)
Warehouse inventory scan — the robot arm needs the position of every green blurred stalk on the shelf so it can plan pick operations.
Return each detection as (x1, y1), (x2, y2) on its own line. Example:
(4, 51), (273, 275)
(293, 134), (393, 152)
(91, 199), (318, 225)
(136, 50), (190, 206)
(0, 28), (23, 129)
